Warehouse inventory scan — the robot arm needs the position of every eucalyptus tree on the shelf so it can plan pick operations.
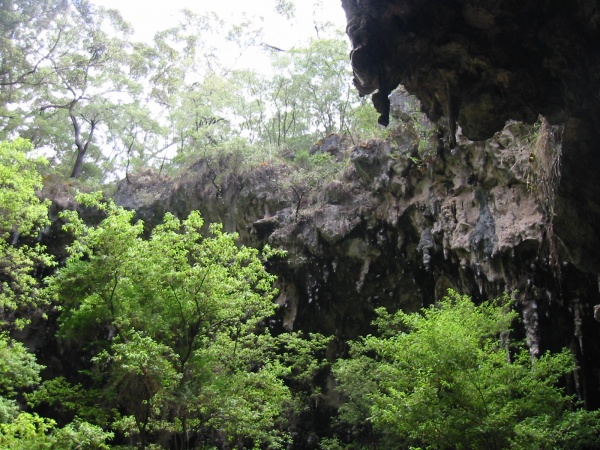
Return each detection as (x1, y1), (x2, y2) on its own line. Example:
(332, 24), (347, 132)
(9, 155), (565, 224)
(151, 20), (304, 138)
(227, 69), (270, 144)
(292, 34), (355, 135)
(0, 1), (162, 180)
(249, 32), (356, 149)
(264, 58), (310, 148)
(27, 4), (149, 178)
(149, 9), (266, 165)
(101, 99), (169, 179)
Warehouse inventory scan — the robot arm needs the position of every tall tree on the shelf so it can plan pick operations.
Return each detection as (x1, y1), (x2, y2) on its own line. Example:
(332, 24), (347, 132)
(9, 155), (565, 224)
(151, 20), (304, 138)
(1, 1), (161, 180)
(31, 4), (145, 178)
(0, 0), (69, 135)
(290, 35), (355, 135)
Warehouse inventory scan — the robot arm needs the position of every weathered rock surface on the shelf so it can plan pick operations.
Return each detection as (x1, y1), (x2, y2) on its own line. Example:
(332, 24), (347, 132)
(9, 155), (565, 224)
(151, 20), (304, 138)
(112, 119), (600, 413)
(340, 0), (600, 413)
(340, 0), (600, 274)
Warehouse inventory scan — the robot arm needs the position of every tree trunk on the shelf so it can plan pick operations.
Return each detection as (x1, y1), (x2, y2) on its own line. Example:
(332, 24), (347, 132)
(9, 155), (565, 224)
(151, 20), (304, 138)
(68, 111), (97, 178)
(70, 148), (86, 178)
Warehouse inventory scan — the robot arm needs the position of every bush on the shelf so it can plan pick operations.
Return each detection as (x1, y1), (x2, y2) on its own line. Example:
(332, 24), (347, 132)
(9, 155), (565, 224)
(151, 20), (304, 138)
(332, 290), (600, 449)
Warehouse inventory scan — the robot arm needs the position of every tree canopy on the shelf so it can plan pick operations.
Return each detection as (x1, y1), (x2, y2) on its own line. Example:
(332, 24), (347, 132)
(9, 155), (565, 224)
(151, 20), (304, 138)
(0, 0), (378, 181)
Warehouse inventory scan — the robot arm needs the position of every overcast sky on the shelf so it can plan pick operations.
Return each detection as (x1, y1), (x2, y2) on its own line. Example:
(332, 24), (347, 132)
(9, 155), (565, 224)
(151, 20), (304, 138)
(93, 0), (348, 48)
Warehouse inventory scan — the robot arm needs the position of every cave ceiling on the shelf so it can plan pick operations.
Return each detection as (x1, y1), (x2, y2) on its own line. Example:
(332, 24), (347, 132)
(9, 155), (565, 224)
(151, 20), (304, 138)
(341, 0), (600, 140)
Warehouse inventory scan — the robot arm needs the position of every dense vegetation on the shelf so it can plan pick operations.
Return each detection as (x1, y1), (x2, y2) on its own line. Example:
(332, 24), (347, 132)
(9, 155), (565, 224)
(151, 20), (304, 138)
(1, 0), (599, 448)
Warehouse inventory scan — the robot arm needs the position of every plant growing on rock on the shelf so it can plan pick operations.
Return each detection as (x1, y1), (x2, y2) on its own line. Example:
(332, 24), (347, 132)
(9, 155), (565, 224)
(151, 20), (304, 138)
(286, 150), (344, 220)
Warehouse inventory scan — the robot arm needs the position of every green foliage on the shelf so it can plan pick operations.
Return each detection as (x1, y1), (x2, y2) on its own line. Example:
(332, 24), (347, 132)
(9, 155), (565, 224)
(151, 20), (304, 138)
(0, 332), (110, 449)
(0, 412), (56, 448)
(44, 193), (328, 448)
(0, 332), (43, 399)
(1, 1), (162, 180)
(26, 376), (113, 426)
(0, 139), (49, 237)
(346, 101), (387, 140)
(511, 408), (600, 449)
(0, 139), (55, 327)
(287, 150), (344, 219)
(0, 412), (113, 449)
(411, 118), (437, 157)
(2, 0), (376, 182)
(0, 0), (70, 133)
(0, 331), (43, 430)
(332, 290), (600, 449)
(47, 419), (114, 450)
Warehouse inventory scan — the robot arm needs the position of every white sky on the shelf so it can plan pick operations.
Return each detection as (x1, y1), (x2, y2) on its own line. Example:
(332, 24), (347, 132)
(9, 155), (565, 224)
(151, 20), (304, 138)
(93, 0), (348, 48)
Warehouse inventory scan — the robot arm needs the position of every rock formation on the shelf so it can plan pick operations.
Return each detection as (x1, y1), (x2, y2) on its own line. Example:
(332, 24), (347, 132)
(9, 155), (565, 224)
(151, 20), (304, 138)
(111, 108), (598, 425)
(341, 0), (600, 140)
(338, 0), (600, 411)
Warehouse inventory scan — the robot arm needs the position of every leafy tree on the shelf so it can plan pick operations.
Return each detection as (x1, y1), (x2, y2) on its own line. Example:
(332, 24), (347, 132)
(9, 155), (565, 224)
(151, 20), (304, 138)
(332, 290), (600, 450)
(274, 0), (296, 20)
(0, 138), (54, 328)
(290, 36), (354, 136)
(0, 139), (111, 449)
(47, 193), (329, 449)
(28, 4), (146, 179)
(1, 1), (163, 180)
(0, 332), (43, 423)
(102, 99), (168, 179)
(0, 410), (113, 449)
(0, 336), (107, 450)
(169, 73), (233, 158)
(3, 1), (366, 180)
(263, 57), (309, 148)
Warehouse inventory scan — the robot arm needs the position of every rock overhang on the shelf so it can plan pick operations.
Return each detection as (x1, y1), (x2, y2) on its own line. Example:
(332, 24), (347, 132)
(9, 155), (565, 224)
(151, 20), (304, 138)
(341, 0), (600, 140)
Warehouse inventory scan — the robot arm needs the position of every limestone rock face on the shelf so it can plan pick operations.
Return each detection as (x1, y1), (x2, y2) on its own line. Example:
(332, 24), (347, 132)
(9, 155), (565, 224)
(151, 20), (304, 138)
(111, 122), (600, 411)
(341, 0), (600, 140)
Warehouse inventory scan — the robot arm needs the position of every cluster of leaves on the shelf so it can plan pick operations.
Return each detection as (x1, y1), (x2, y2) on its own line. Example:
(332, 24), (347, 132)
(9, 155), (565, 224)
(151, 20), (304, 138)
(0, 139), (112, 447)
(0, 138), (55, 328)
(330, 290), (600, 449)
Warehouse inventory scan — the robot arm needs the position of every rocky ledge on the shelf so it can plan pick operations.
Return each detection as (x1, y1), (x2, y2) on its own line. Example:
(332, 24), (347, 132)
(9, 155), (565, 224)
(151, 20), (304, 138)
(112, 111), (600, 409)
